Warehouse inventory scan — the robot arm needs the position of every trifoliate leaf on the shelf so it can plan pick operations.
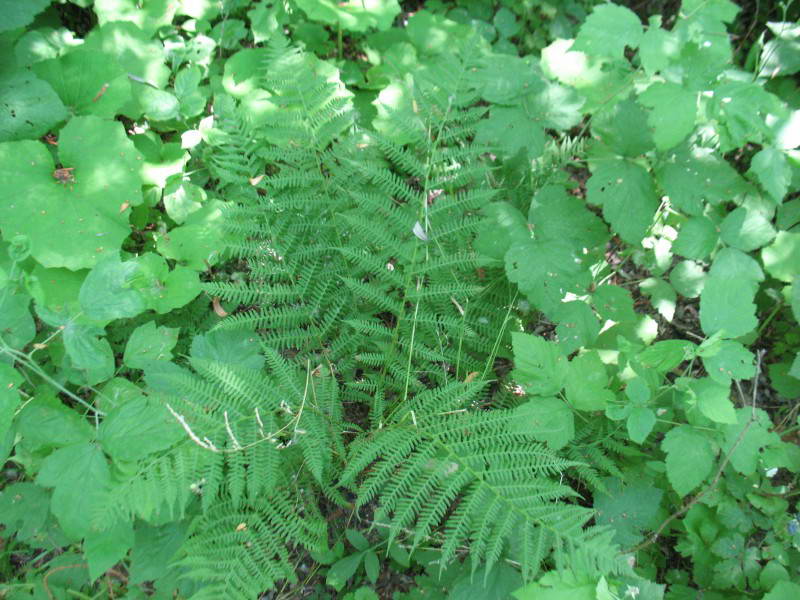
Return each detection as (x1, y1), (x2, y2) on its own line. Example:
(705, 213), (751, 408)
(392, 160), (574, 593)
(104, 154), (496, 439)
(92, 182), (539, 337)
(511, 332), (567, 397)
(294, 0), (401, 32)
(662, 426), (715, 496)
(702, 340), (755, 385)
(690, 377), (737, 424)
(723, 408), (780, 476)
(99, 397), (183, 462)
(79, 254), (146, 322)
(594, 478), (662, 547)
(0, 117), (142, 270)
(510, 397), (574, 450)
(36, 442), (111, 540)
(627, 406), (656, 444)
(565, 351), (613, 411)
(669, 260), (706, 298)
(123, 322), (179, 370)
(762, 231), (800, 282)
(638, 82), (697, 151)
(672, 216), (718, 259)
(0, 72), (68, 142)
(719, 207), (776, 252)
(586, 159), (658, 244)
(749, 148), (791, 203)
(572, 4), (643, 60)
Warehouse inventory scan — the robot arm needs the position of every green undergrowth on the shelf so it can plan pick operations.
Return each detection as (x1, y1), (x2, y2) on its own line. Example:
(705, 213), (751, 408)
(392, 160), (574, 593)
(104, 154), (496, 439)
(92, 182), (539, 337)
(1, 1), (799, 599)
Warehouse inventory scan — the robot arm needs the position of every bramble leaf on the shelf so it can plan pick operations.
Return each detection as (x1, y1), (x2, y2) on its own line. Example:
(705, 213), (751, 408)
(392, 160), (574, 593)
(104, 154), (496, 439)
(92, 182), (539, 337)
(672, 216), (718, 259)
(99, 397), (183, 462)
(594, 478), (662, 547)
(638, 83), (697, 151)
(586, 159), (658, 244)
(662, 426), (714, 496)
(511, 333), (568, 397)
(565, 351), (613, 411)
(702, 341), (755, 385)
(749, 148), (791, 203)
(572, 4), (643, 60)
(627, 407), (656, 444)
(719, 207), (776, 252)
(690, 378), (737, 424)
(510, 397), (574, 450)
(123, 321), (179, 370)
(762, 231), (800, 282)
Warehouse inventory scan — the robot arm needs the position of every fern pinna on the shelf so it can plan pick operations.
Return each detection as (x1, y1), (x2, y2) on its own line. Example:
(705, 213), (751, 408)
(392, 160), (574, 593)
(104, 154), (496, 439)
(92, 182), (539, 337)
(136, 36), (624, 597)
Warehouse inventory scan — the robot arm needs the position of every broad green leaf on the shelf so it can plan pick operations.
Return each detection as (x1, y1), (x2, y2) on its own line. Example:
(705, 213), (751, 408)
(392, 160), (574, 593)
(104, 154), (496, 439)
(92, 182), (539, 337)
(190, 328), (264, 371)
(638, 83), (697, 151)
(476, 54), (541, 105)
(639, 277), (676, 321)
(672, 216), (718, 259)
(586, 159), (658, 244)
(723, 408), (780, 476)
(94, 0), (178, 37)
(0, 290), (35, 350)
(625, 377), (651, 404)
(690, 377), (737, 424)
(719, 207), (776, 252)
(764, 581), (800, 600)
(594, 478), (662, 547)
(662, 426), (714, 496)
(669, 260), (706, 298)
(210, 18), (247, 50)
(129, 520), (188, 584)
(475, 105), (544, 160)
(63, 322), (116, 386)
(511, 333), (568, 397)
(85, 517), (134, 581)
(0, 0), (50, 32)
(749, 148), (791, 203)
(156, 199), (230, 270)
(627, 406), (656, 444)
(163, 178), (205, 224)
(474, 202), (529, 261)
(506, 239), (592, 318)
(99, 397), (183, 462)
(0, 117), (142, 270)
(700, 253), (759, 338)
(565, 351), (613, 411)
(638, 340), (695, 372)
(123, 322), (179, 369)
(0, 72), (68, 142)
(0, 482), (51, 542)
(554, 301), (600, 354)
(762, 231), (800, 282)
(572, 4), (643, 60)
(0, 363), (23, 443)
(513, 571), (595, 600)
(709, 247), (764, 288)
(79, 254), (146, 322)
(528, 185), (609, 254)
(326, 553), (363, 591)
(26, 264), (85, 315)
(521, 79), (584, 131)
(591, 97), (654, 157)
(656, 144), (749, 215)
(493, 8), (520, 39)
(16, 393), (94, 452)
(33, 46), (132, 118)
(639, 18), (680, 75)
(248, 3), (280, 44)
(37, 442), (111, 540)
(450, 563), (522, 599)
(139, 87), (180, 121)
(295, 0), (401, 32)
(711, 82), (781, 150)
(592, 285), (636, 324)
(769, 361), (800, 398)
(702, 341), (755, 385)
(510, 397), (574, 450)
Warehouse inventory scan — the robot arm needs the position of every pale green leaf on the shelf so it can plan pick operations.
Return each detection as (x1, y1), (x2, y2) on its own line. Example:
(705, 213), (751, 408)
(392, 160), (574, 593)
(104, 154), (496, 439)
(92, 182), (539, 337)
(638, 82), (697, 151)
(764, 581), (800, 600)
(572, 4), (643, 60)
(294, 0), (401, 32)
(510, 397), (574, 450)
(586, 159), (658, 244)
(702, 341), (755, 385)
(762, 231), (800, 282)
(528, 185), (609, 253)
(719, 207), (776, 252)
(511, 332), (568, 397)
(690, 377), (737, 424)
(638, 340), (696, 372)
(99, 398), (183, 462)
(85, 517), (134, 581)
(474, 202), (529, 261)
(672, 216), (718, 259)
(94, 0), (178, 36)
(639, 18), (679, 75)
(639, 277), (676, 321)
(190, 328), (264, 370)
(662, 426), (715, 496)
(594, 478), (662, 547)
(723, 408), (780, 475)
(63, 322), (116, 386)
(475, 105), (544, 160)
(123, 322), (179, 370)
(627, 407), (656, 444)
(669, 260), (706, 298)
(749, 148), (791, 203)
(0, 291), (35, 350)
(554, 300), (600, 354)
(0, 363), (23, 443)
(565, 351), (613, 411)
(0, 72), (68, 142)
(591, 97), (654, 157)
(0, 0), (49, 32)
(16, 394), (94, 452)
(79, 254), (146, 322)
